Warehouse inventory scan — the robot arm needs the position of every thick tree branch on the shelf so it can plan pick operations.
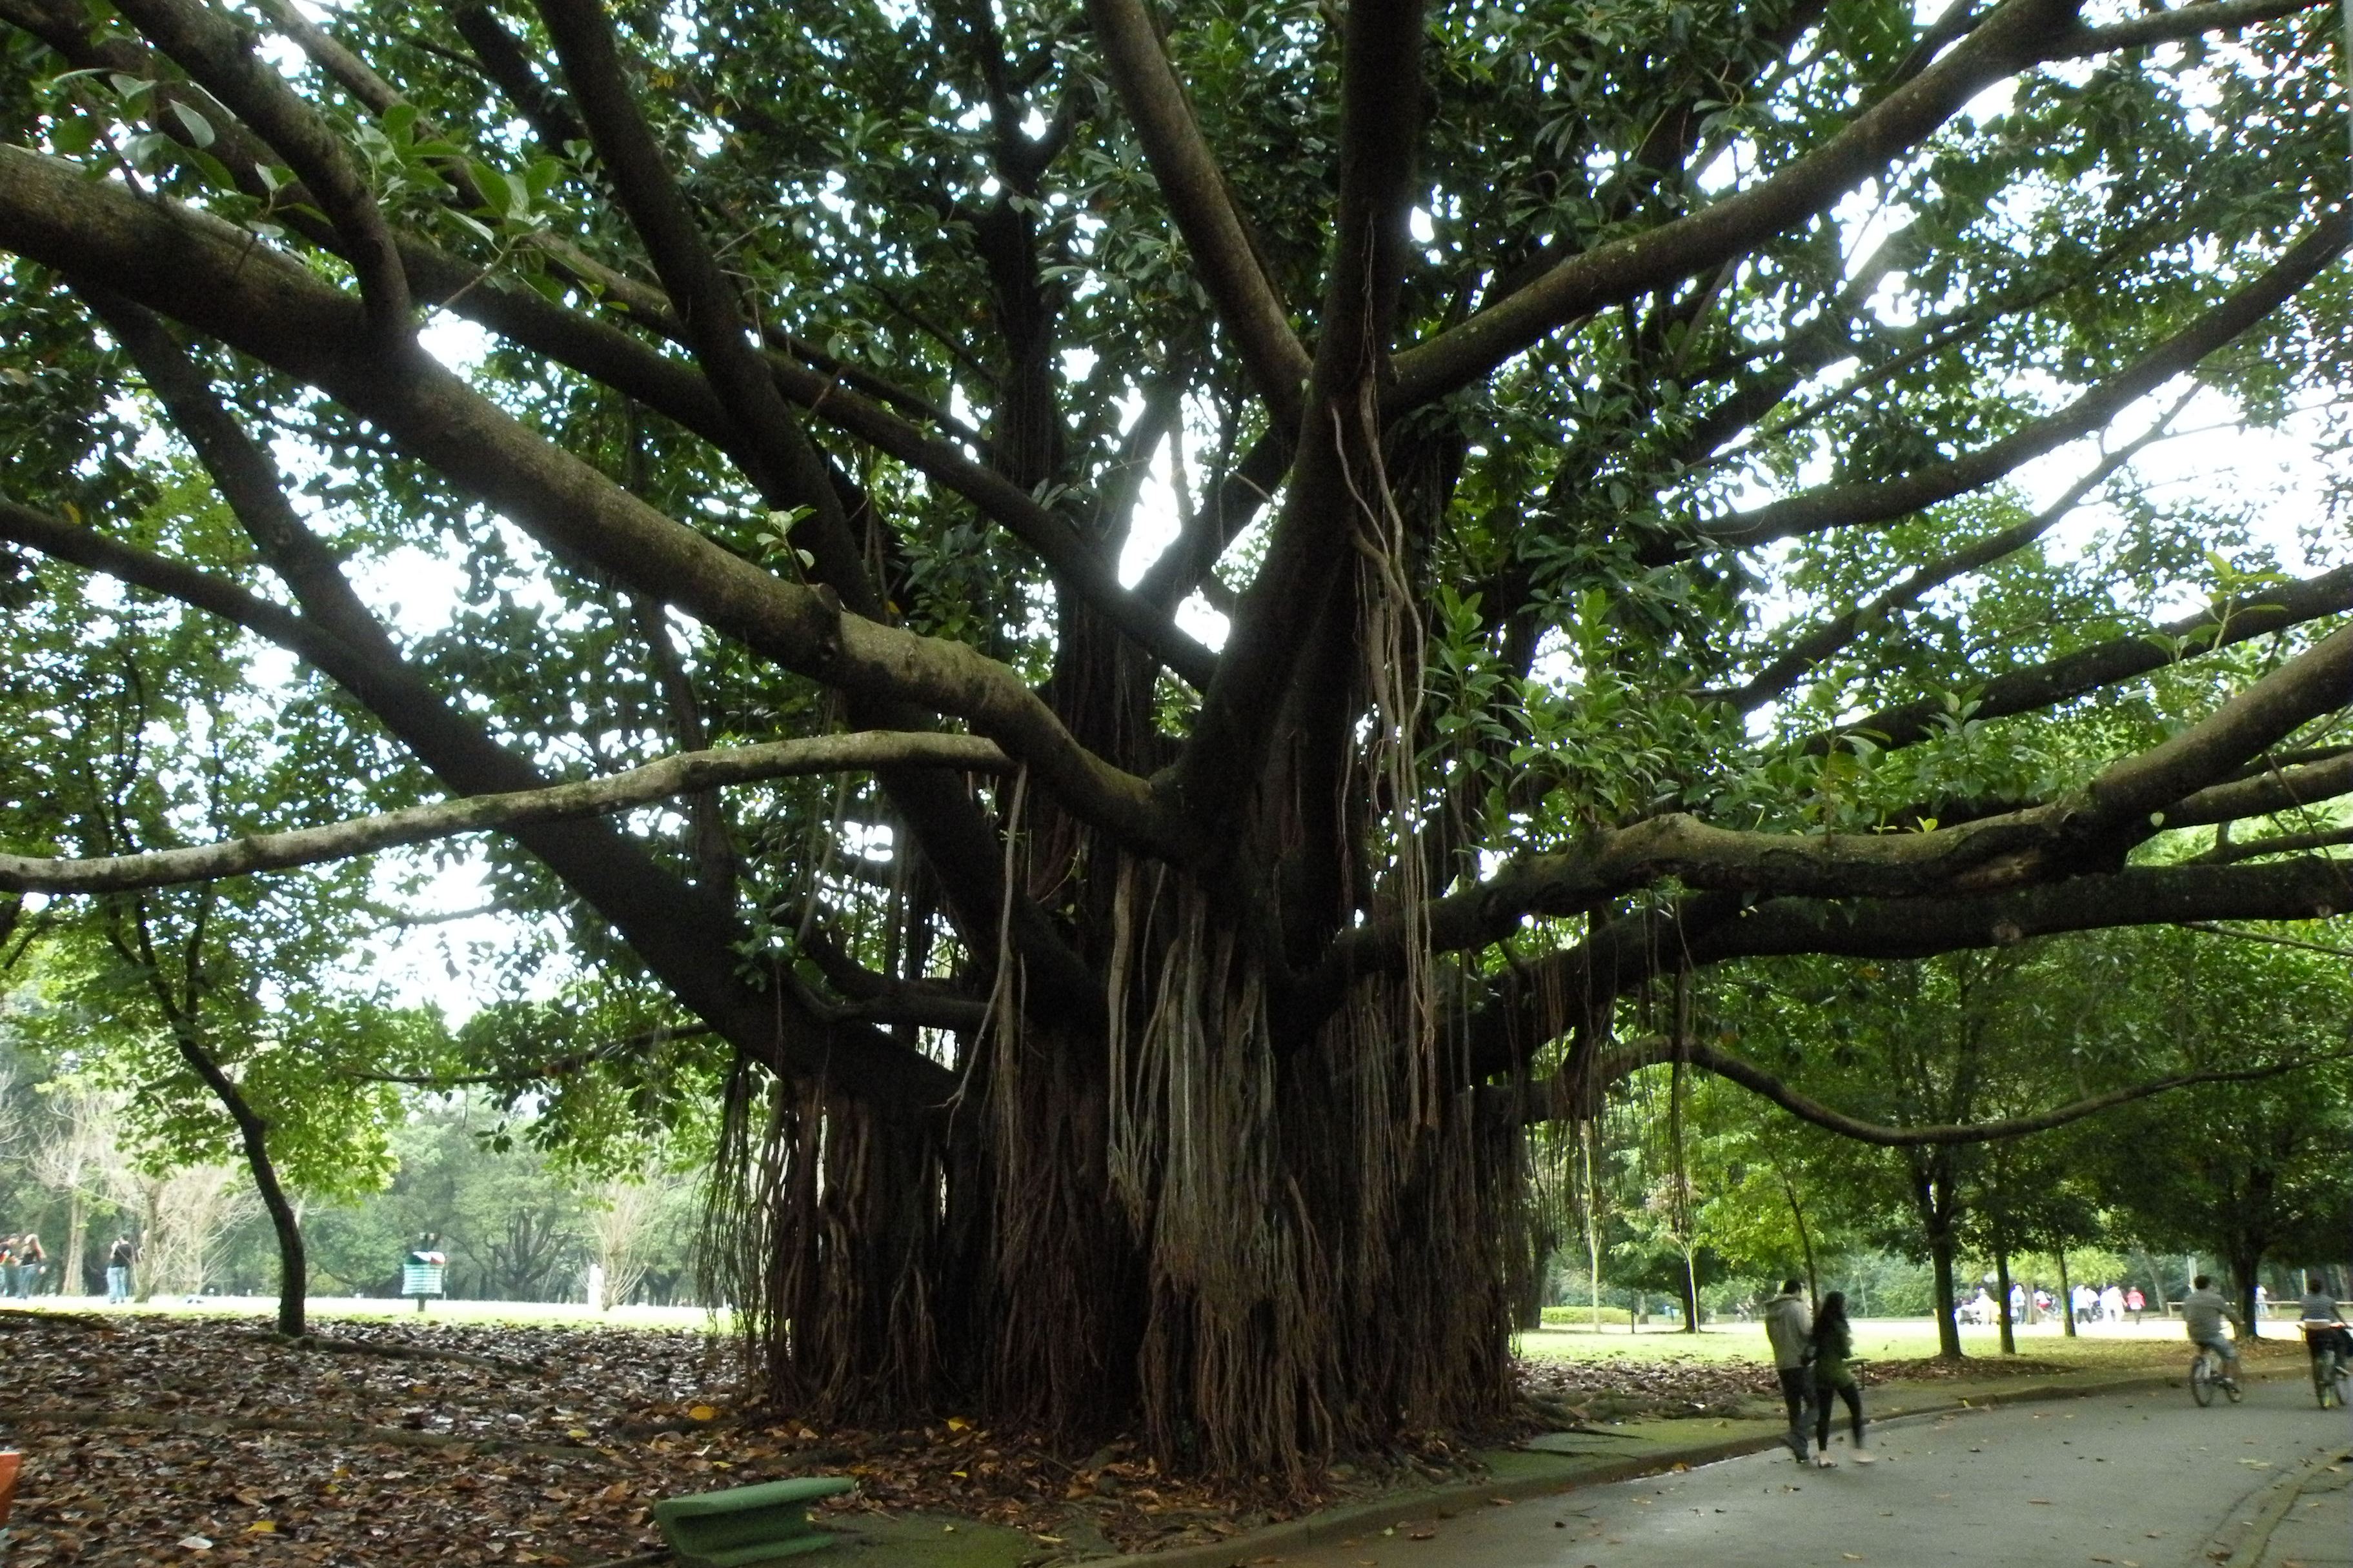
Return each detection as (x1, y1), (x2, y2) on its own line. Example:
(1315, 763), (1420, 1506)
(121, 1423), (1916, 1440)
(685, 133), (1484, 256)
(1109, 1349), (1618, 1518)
(1468, 857), (2353, 1086)
(0, 148), (1178, 858)
(1388, 0), (2088, 408)
(1171, 0), (1426, 836)
(2194, 825), (2353, 865)
(111, 0), (413, 343)
(0, 486), (959, 1106)
(2087, 623), (2353, 825)
(1322, 626), (2353, 985)
(1700, 212), (2352, 549)
(1564, 1035), (2339, 1145)
(441, 0), (589, 153)
(1083, 0), (1311, 433)
(1813, 561), (2353, 756)
(2053, 0), (2323, 55)
(1692, 857), (2353, 963)
(2165, 750), (2353, 827)
(0, 733), (1009, 895)
(1706, 417), (2172, 712)
(530, 0), (879, 610)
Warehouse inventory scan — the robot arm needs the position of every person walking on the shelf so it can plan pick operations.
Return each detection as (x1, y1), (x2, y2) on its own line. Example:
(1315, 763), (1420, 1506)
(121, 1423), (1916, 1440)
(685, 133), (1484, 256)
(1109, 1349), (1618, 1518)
(2126, 1285), (2145, 1323)
(105, 1235), (136, 1306)
(1809, 1291), (1875, 1467)
(0, 1236), (15, 1298)
(12, 1232), (43, 1298)
(2100, 1283), (2125, 1324)
(1762, 1278), (1813, 1463)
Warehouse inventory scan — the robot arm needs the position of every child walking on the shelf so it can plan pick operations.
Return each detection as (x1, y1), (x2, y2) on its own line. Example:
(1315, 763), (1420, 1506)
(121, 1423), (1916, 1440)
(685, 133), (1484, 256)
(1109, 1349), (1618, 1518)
(1810, 1291), (1875, 1467)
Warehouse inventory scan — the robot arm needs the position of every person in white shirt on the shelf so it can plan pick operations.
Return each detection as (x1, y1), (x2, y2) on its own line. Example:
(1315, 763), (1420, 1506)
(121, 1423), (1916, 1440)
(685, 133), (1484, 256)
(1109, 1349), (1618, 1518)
(2100, 1283), (2125, 1323)
(1762, 1280), (1814, 1463)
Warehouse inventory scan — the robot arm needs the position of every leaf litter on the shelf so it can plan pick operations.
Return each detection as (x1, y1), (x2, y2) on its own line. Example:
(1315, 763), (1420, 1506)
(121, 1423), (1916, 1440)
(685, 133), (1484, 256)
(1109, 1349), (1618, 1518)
(8, 1313), (2247, 1563)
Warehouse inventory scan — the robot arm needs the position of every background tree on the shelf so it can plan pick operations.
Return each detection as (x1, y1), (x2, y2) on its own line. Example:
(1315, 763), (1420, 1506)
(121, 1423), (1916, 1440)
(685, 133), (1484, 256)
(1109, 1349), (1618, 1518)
(1, 0), (2350, 1473)
(2087, 930), (2353, 1336)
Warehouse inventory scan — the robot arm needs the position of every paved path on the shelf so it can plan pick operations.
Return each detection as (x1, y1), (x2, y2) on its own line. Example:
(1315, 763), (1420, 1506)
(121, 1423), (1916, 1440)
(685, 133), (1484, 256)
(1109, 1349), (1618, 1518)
(1269, 1379), (2352, 1568)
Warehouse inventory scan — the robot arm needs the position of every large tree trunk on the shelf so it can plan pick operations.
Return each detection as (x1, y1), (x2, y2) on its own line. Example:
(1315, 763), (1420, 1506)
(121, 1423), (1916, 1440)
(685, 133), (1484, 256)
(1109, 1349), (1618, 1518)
(165, 1027), (305, 1337)
(2232, 1251), (2264, 1341)
(1994, 1245), (2016, 1356)
(62, 1190), (87, 1298)
(1929, 1228), (1963, 1360)
(1517, 1227), (1557, 1332)
(705, 888), (1527, 1477)
(2058, 1249), (2077, 1338)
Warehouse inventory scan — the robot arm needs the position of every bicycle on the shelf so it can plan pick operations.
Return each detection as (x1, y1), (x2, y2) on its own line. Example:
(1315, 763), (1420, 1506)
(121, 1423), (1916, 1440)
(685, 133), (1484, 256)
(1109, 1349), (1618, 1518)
(2301, 1325), (2353, 1410)
(2189, 1342), (2243, 1406)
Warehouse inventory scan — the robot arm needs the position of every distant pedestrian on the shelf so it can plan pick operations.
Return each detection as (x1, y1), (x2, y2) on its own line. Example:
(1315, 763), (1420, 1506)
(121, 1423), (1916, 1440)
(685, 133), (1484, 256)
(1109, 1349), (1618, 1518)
(105, 1236), (136, 1305)
(2126, 1286), (2145, 1323)
(1808, 1291), (1874, 1467)
(2255, 1284), (2269, 1321)
(2072, 1283), (2096, 1324)
(9, 1232), (43, 1298)
(0, 1236), (15, 1295)
(1762, 1278), (1813, 1464)
(2100, 1283), (2125, 1323)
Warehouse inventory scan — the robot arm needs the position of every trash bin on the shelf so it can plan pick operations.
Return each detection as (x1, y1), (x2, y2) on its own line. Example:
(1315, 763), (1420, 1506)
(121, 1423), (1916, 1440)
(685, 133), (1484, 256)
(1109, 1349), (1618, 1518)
(401, 1251), (447, 1312)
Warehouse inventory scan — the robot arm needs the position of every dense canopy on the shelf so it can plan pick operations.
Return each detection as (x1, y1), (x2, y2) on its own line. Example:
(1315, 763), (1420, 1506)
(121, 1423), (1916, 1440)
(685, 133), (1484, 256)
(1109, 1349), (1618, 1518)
(1, 0), (2348, 1473)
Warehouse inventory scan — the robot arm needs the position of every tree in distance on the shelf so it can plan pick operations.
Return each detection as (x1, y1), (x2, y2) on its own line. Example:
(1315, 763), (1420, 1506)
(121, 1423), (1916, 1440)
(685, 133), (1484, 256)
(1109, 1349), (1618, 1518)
(0, 0), (2349, 1475)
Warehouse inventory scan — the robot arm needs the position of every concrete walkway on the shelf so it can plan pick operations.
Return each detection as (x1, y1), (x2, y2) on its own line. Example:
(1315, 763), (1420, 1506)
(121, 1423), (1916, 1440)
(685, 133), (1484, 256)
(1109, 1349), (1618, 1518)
(2234, 1453), (2351, 1568)
(1250, 1378), (2351, 1568)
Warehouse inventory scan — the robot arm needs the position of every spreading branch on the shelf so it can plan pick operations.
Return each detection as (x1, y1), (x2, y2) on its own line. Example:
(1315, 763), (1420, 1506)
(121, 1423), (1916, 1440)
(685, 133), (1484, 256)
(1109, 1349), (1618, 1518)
(1706, 412), (2177, 712)
(0, 733), (1009, 895)
(1701, 211), (2352, 549)
(1387, 0), (2089, 408)
(0, 148), (1178, 859)
(1559, 1034), (2341, 1146)
(1326, 626), (2353, 987)
(111, 0), (413, 343)
(1809, 561), (2353, 756)
(1084, 0), (1311, 432)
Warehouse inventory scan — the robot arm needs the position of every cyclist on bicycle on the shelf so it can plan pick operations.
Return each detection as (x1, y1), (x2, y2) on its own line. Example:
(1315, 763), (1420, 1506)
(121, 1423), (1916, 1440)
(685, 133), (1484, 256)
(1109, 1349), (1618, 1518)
(2182, 1275), (2240, 1382)
(2297, 1278), (2350, 1360)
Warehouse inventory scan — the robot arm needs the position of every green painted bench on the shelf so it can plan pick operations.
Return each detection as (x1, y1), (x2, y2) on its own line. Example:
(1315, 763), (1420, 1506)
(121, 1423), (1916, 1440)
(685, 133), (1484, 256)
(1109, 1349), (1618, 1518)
(651, 1476), (856, 1567)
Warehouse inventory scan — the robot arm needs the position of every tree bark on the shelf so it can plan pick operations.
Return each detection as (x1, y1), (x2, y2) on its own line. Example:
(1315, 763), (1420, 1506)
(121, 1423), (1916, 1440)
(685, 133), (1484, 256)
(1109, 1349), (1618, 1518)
(166, 1027), (307, 1336)
(1994, 1245), (2016, 1356)
(2058, 1248), (2077, 1338)
(1781, 1170), (1821, 1310)
(1928, 1226), (1963, 1359)
(62, 1190), (87, 1298)
(2233, 1251), (2264, 1342)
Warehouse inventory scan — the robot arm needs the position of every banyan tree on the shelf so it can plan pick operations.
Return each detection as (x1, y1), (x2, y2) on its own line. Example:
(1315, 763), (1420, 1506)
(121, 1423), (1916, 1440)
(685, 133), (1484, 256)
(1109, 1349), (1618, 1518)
(1, 0), (2350, 1476)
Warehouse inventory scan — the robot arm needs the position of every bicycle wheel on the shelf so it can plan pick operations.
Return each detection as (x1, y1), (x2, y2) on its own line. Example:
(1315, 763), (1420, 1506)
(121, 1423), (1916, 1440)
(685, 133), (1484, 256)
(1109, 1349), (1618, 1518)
(2332, 1362), (2351, 1411)
(2191, 1355), (2216, 1407)
(2223, 1368), (2244, 1403)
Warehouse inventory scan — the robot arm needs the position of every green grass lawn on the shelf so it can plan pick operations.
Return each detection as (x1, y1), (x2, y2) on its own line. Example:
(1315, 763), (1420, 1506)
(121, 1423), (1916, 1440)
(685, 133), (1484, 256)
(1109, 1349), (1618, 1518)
(5, 1292), (725, 1333)
(1514, 1314), (2290, 1373)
